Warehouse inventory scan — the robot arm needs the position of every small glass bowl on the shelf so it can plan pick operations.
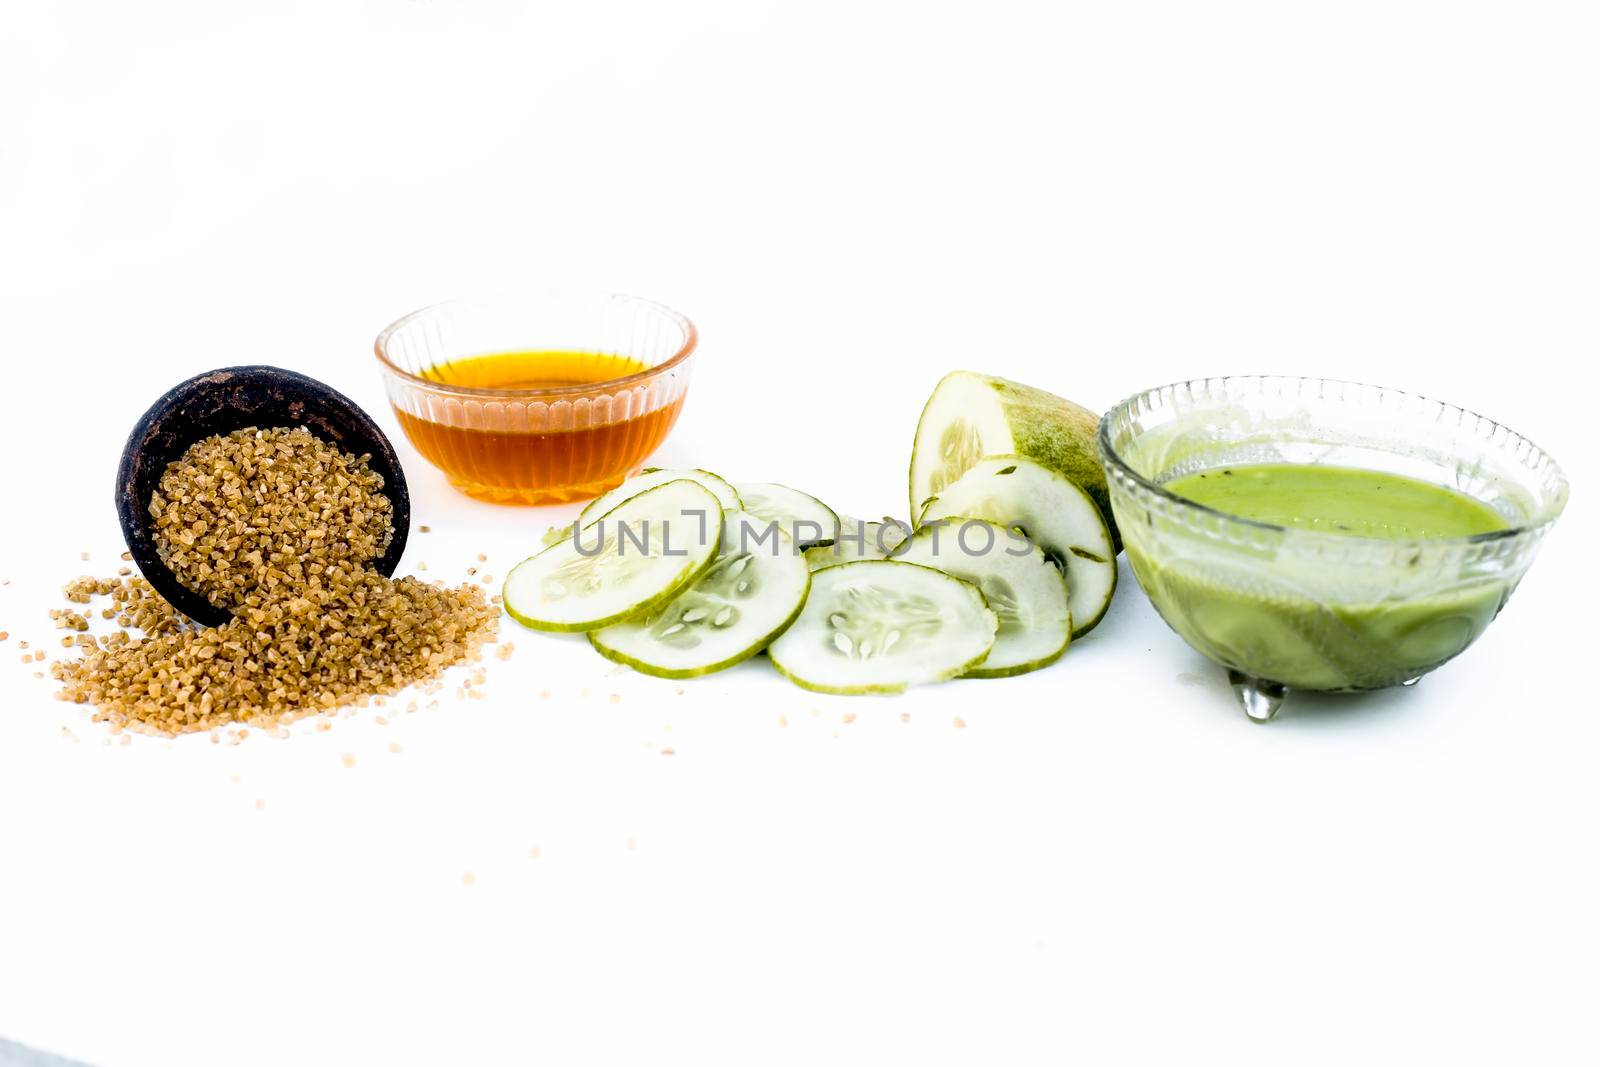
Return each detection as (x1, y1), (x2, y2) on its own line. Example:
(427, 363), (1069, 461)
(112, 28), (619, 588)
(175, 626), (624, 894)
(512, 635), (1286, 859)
(375, 291), (697, 505)
(1098, 376), (1568, 721)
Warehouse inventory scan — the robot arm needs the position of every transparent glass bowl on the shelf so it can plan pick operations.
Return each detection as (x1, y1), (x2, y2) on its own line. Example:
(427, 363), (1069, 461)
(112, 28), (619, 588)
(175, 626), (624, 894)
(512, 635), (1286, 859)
(1098, 376), (1569, 721)
(375, 291), (697, 505)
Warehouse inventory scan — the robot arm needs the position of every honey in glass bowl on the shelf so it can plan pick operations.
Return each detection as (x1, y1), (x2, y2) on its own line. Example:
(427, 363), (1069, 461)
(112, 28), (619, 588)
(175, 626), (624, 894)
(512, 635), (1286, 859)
(376, 293), (697, 505)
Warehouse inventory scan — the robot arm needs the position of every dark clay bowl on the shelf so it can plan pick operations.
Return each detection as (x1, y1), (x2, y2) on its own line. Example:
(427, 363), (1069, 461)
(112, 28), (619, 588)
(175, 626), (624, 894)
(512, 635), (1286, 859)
(115, 366), (411, 627)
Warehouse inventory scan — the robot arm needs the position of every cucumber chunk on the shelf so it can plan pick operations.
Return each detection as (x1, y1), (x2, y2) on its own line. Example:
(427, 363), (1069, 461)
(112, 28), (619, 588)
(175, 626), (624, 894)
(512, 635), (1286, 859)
(504, 479), (723, 632)
(734, 482), (840, 548)
(589, 511), (811, 678)
(908, 370), (1119, 549)
(919, 455), (1116, 638)
(576, 468), (742, 529)
(891, 518), (1071, 677)
(803, 515), (912, 571)
(768, 560), (997, 694)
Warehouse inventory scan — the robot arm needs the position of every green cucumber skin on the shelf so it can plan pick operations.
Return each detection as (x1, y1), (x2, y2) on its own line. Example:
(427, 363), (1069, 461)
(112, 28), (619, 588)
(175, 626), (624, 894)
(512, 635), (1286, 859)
(909, 370), (1122, 552)
(771, 638), (995, 695)
(963, 641), (1068, 679)
(769, 661), (910, 696)
(587, 568), (812, 679)
(982, 375), (1121, 553)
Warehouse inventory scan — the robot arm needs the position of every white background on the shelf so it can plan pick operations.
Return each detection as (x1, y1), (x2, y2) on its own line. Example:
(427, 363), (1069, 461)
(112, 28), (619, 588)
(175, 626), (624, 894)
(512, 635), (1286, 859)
(2, 2), (1596, 1064)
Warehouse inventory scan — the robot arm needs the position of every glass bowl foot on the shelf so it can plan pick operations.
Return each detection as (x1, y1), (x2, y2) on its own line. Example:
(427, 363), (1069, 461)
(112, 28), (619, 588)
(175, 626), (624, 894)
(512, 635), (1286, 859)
(1228, 670), (1288, 723)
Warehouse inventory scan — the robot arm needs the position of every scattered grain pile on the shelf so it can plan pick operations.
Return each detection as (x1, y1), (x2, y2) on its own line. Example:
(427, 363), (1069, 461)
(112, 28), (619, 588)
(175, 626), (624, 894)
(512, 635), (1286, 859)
(53, 427), (497, 735)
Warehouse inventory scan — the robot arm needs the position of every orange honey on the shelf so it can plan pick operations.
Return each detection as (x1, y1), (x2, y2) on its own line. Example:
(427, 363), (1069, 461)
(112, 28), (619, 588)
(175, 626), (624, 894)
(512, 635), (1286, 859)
(392, 350), (685, 505)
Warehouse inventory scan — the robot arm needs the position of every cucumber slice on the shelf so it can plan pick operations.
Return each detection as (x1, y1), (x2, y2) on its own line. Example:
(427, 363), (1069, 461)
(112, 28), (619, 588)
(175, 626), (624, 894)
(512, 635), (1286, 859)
(768, 560), (997, 694)
(576, 468), (742, 529)
(891, 518), (1071, 677)
(504, 479), (723, 632)
(589, 511), (811, 678)
(803, 515), (911, 571)
(909, 371), (1119, 550)
(734, 482), (840, 548)
(919, 456), (1116, 638)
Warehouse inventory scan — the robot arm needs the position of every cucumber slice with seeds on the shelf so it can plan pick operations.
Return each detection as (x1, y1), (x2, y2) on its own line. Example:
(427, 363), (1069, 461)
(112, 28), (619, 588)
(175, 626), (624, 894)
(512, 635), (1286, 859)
(909, 371), (1119, 550)
(890, 518), (1071, 677)
(768, 560), (997, 694)
(589, 511), (810, 678)
(504, 479), (723, 632)
(734, 482), (839, 548)
(803, 515), (911, 571)
(576, 468), (742, 529)
(919, 456), (1116, 638)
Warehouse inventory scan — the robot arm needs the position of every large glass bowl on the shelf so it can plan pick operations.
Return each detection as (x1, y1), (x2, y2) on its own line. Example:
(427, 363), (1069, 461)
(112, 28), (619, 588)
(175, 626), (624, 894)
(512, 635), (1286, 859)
(1098, 376), (1568, 721)
(376, 291), (697, 505)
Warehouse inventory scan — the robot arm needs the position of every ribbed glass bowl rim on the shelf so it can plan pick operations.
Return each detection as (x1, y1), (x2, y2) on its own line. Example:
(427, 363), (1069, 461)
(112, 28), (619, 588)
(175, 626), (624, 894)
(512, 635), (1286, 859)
(373, 289), (698, 400)
(1097, 374), (1570, 553)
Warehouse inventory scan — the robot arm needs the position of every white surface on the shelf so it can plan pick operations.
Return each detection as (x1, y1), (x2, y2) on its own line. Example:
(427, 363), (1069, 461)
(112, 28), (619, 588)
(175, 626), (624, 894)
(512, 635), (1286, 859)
(2, 2), (1596, 1064)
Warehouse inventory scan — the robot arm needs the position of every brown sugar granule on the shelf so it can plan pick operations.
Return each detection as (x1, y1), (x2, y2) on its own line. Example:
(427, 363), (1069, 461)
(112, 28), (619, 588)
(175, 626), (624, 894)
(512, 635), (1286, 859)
(953, 716), (967, 730)
(341, 753), (357, 769)
(0, 632), (8, 642)
(149, 427), (394, 614)
(418, 525), (431, 534)
(51, 426), (496, 736)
